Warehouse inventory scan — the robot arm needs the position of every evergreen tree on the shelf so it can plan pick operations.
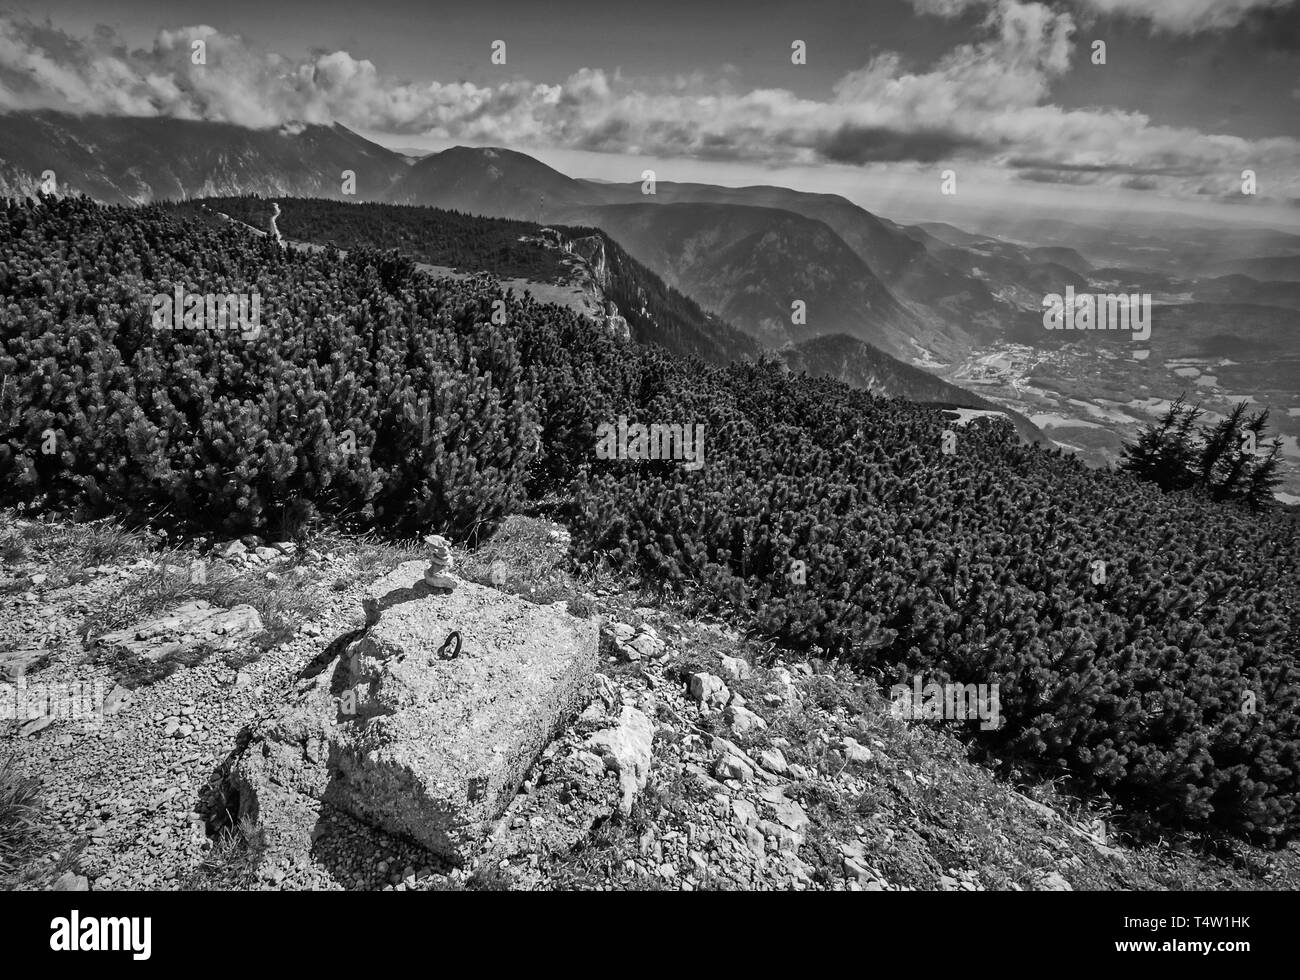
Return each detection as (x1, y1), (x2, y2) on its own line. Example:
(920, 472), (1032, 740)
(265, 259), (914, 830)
(1119, 394), (1200, 491)
(1244, 437), (1285, 511)
(1197, 400), (1248, 489)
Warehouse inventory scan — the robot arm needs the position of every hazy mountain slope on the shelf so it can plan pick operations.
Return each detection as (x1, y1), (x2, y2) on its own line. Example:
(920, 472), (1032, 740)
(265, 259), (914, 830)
(935, 246), (1090, 309)
(574, 178), (1008, 340)
(1087, 266), (1189, 293)
(387, 147), (1042, 356)
(551, 201), (953, 358)
(1028, 246), (1091, 275)
(1192, 274), (1300, 310)
(947, 213), (1300, 277)
(912, 221), (995, 248)
(0, 110), (409, 202)
(387, 145), (587, 218)
(390, 151), (1011, 350)
(1201, 255), (1300, 282)
(577, 179), (934, 283)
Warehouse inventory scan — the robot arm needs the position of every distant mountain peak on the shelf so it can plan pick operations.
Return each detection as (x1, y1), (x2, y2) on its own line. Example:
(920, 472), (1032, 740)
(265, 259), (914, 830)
(0, 109), (410, 203)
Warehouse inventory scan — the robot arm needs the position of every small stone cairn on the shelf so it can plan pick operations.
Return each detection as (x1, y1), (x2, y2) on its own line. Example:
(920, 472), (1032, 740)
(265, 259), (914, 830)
(422, 534), (457, 590)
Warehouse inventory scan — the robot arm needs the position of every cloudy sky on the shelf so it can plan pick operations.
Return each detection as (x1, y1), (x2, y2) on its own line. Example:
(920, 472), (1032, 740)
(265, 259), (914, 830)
(2, 0), (1298, 226)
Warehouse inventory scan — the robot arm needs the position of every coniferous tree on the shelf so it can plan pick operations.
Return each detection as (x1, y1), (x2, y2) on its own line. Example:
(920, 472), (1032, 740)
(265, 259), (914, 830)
(1244, 438), (1285, 511)
(1197, 400), (1248, 488)
(1119, 394), (1200, 491)
(1212, 408), (1259, 501)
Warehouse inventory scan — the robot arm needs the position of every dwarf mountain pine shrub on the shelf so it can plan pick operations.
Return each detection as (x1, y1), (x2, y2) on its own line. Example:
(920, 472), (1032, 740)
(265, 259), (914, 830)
(3, 196), (1298, 843)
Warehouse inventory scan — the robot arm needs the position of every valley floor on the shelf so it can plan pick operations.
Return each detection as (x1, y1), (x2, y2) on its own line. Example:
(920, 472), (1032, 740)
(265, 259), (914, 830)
(937, 341), (1300, 502)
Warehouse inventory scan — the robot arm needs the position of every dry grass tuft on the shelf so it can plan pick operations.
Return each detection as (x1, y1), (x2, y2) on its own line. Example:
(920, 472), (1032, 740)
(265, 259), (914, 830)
(461, 515), (574, 604)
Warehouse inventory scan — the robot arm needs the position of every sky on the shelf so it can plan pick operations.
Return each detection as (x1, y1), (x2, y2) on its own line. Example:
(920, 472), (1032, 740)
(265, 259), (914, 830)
(2, 0), (1299, 228)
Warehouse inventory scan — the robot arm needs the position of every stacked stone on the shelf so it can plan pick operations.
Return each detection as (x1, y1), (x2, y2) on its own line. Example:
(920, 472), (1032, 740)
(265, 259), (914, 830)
(422, 535), (457, 590)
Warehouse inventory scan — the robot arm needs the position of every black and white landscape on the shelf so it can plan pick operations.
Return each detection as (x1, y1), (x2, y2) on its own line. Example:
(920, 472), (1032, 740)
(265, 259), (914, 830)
(0, 0), (1298, 924)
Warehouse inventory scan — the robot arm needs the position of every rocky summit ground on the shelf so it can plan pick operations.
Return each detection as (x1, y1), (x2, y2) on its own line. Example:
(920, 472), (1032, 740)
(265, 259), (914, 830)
(2, 512), (1297, 892)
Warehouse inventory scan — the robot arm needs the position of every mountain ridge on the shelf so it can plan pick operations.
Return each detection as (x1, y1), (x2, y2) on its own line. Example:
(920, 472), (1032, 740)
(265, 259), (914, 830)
(0, 111), (1206, 443)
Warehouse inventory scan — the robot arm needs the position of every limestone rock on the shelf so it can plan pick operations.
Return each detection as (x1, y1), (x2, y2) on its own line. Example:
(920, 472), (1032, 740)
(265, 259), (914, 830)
(709, 734), (776, 782)
(19, 715), (53, 737)
(720, 655), (751, 681)
(0, 648), (48, 682)
(94, 600), (263, 662)
(601, 621), (666, 662)
(1033, 870), (1073, 891)
(626, 626), (665, 661)
(724, 702), (767, 734)
(230, 563), (596, 865)
(844, 856), (875, 882)
(840, 736), (874, 765)
(758, 818), (802, 851)
(604, 312), (631, 343)
(601, 621), (638, 660)
(731, 798), (759, 829)
(771, 798), (809, 834)
(714, 752), (753, 783)
(571, 750), (608, 780)
(689, 672), (729, 709)
(103, 683), (132, 716)
(591, 673), (622, 714)
(585, 706), (654, 814)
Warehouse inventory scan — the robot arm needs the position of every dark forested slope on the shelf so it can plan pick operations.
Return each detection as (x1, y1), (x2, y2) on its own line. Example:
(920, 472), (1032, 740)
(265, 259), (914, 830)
(173, 196), (759, 365)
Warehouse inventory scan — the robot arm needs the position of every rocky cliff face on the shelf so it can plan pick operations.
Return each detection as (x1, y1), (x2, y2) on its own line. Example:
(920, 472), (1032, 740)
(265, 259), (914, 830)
(566, 235), (609, 287)
(0, 165), (44, 203)
(531, 229), (630, 342)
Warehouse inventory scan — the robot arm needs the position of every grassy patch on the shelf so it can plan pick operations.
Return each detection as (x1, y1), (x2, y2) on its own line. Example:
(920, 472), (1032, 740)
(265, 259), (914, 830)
(566, 595), (597, 619)
(0, 516), (151, 574)
(308, 529), (422, 592)
(180, 816), (268, 891)
(80, 556), (328, 687)
(0, 755), (44, 880)
(0, 755), (83, 890)
(461, 515), (574, 604)
(426, 860), (517, 892)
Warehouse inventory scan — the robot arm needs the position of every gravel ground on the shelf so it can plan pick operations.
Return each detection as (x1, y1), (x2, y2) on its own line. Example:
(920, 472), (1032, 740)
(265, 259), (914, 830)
(4, 515), (1297, 892)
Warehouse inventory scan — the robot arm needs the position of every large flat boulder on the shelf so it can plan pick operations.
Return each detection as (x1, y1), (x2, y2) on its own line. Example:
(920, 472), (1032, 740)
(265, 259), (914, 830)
(95, 600), (263, 662)
(0, 648), (49, 681)
(230, 562), (597, 865)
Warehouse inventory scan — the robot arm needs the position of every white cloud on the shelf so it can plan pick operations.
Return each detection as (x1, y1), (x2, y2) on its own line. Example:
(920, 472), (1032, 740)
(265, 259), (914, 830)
(1075, 0), (1293, 34)
(909, 0), (1294, 33)
(0, 9), (1296, 203)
